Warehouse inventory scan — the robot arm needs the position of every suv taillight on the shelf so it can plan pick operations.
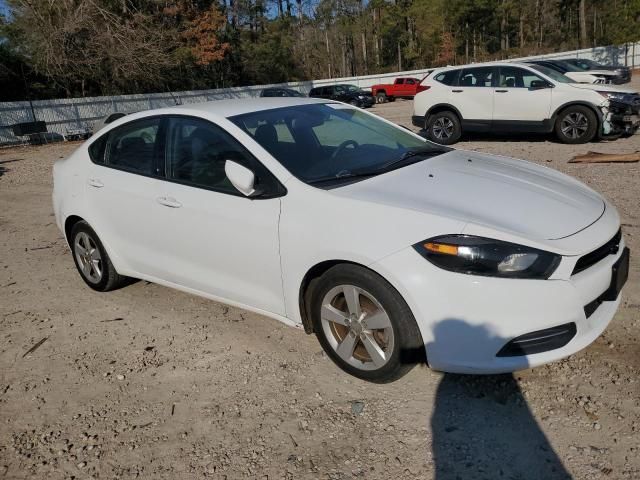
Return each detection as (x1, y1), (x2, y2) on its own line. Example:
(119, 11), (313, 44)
(416, 85), (431, 93)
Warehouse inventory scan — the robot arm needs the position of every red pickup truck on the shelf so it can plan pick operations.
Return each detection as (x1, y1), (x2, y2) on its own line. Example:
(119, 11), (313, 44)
(371, 77), (429, 103)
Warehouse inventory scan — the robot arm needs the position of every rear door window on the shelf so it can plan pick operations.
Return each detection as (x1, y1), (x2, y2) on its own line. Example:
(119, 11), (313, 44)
(459, 67), (494, 87)
(106, 118), (163, 176)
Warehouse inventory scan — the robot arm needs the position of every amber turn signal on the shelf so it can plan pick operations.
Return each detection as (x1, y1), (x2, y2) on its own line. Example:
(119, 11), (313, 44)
(424, 242), (459, 256)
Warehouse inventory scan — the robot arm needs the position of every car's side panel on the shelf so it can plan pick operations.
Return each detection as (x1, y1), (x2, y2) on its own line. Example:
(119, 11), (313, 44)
(84, 163), (169, 278)
(278, 181), (466, 325)
(154, 182), (286, 315)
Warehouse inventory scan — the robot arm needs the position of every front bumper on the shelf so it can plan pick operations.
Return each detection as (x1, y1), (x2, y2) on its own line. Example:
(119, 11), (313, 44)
(358, 97), (375, 108)
(372, 233), (627, 374)
(602, 99), (640, 136)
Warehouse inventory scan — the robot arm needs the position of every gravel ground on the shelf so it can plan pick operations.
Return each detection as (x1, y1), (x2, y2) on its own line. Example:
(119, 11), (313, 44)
(1, 82), (639, 479)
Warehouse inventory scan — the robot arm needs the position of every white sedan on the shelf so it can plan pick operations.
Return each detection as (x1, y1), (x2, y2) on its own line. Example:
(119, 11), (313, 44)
(53, 98), (629, 382)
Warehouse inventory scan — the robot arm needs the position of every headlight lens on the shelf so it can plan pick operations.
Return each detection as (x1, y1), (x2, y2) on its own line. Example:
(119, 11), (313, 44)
(413, 235), (561, 279)
(598, 91), (627, 101)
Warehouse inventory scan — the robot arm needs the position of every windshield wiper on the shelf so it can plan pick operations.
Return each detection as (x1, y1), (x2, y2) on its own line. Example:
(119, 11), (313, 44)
(307, 171), (380, 186)
(375, 145), (452, 172)
(307, 146), (451, 187)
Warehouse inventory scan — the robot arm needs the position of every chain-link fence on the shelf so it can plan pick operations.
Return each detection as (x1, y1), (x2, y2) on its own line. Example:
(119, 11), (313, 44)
(1, 41), (638, 146)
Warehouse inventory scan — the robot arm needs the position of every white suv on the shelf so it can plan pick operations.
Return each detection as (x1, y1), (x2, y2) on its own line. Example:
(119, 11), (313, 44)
(412, 62), (640, 145)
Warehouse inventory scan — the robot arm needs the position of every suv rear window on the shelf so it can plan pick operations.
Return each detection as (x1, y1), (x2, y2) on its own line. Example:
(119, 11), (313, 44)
(434, 70), (459, 86)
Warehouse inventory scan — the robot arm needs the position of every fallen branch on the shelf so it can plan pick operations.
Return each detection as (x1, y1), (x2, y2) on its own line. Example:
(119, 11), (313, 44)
(22, 337), (49, 358)
(570, 151), (640, 164)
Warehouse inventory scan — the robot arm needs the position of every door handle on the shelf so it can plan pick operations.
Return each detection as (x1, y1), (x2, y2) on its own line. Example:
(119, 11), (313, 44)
(452, 89), (463, 93)
(495, 89), (509, 93)
(88, 178), (104, 188)
(156, 196), (182, 208)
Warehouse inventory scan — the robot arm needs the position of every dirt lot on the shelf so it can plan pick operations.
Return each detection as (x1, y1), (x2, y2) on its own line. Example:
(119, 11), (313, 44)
(1, 84), (640, 479)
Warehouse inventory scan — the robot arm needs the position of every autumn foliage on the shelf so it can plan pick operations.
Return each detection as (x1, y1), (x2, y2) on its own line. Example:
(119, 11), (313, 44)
(183, 6), (230, 66)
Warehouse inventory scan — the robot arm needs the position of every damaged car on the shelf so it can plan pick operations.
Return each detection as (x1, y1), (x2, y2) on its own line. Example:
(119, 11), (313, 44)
(412, 61), (639, 144)
(562, 58), (631, 84)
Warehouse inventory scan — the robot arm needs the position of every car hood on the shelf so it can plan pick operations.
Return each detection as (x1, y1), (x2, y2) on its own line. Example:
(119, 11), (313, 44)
(333, 150), (605, 241)
(568, 83), (638, 94)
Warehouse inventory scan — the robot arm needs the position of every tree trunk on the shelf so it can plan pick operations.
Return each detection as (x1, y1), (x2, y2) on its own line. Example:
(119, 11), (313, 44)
(361, 31), (368, 75)
(465, 22), (469, 63)
(325, 29), (332, 78)
(579, 0), (587, 48)
(397, 42), (402, 71)
(373, 8), (380, 68)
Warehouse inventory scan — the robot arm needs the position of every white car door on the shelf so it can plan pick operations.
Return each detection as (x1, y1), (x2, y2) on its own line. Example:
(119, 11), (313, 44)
(452, 66), (495, 124)
(493, 66), (553, 123)
(84, 117), (170, 278)
(153, 115), (286, 315)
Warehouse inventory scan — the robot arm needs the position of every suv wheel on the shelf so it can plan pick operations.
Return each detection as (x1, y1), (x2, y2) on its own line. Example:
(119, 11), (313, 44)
(311, 264), (424, 383)
(426, 111), (461, 145)
(555, 106), (597, 144)
(376, 92), (387, 104)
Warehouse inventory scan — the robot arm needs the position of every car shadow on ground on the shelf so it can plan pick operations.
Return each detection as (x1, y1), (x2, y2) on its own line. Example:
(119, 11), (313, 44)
(402, 319), (572, 479)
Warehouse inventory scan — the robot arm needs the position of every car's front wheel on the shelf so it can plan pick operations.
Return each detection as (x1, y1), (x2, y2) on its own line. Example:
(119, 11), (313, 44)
(426, 111), (462, 145)
(555, 106), (597, 144)
(376, 92), (387, 103)
(311, 264), (424, 383)
(70, 221), (127, 292)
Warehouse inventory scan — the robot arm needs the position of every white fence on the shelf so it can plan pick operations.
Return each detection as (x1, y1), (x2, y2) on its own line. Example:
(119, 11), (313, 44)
(1, 41), (638, 146)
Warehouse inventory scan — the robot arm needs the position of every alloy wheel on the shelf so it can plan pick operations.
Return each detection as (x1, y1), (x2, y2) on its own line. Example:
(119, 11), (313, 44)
(560, 112), (589, 139)
(74, 232), (103, 283)
(432, 117), (454, 139)
(320, 285), (394, 370)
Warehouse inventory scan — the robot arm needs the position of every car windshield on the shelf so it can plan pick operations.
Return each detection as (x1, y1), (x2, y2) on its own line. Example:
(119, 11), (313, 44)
(555, 61), (582, 72)
(336, 85), (360, 93)
(529, 64), (573, 83)
(229, 103), (448, 186)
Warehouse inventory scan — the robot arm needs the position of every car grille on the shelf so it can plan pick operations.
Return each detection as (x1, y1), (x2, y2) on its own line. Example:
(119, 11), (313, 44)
(572, 229), (622, 275)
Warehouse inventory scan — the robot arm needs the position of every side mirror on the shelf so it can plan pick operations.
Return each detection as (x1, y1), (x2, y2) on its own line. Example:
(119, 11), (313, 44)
(529, 80), (551, 90)
(225, 160), (259, 197)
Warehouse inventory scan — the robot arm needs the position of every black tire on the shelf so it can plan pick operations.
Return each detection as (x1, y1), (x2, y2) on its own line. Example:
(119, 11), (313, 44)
(311, 264), (424, 383)
(555, 105), (597, 144)
(69, 221), (128, 292)
(426, 111), (462, 145)
(349, 99), (360, 107)
(376, 92), (387, 104)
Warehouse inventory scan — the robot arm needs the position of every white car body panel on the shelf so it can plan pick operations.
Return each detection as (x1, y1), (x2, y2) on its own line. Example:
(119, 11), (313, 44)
(492, 86), (552, 121)
(53, 97), (626, 375)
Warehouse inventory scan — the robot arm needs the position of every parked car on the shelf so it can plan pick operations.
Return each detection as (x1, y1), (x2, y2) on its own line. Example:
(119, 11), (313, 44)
(370, 76), (431, 103)
(95, 112), (128, 133)
(54, 97), (629, 382)
(260, 87), (305, 97)
(525, 59), (618, 84)
(413, 62), (640, 145)
(562, 58), (631, 84)
(309, 84), (374, 108)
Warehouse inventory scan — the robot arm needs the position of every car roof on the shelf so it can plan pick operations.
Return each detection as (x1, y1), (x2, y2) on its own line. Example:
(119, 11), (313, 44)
(430, 61), (539, 73)
(168, 97), (329, 118)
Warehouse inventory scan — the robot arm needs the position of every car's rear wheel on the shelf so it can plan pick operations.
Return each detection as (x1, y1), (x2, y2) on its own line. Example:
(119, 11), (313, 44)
(311, 264), (424, 383)
(426, 111), (461, 145)
(555, 106), (597, 144)
(70, 221), (127, 292)
(376, 92), (387, 104)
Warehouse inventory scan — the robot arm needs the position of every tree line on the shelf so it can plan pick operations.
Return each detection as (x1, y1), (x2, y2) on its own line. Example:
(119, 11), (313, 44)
(0, 0), (638, 101)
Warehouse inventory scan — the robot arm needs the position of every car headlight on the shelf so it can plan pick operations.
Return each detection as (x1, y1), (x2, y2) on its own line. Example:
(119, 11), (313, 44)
(413, 235), (561, 279)
(598, 91), (627, 101)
